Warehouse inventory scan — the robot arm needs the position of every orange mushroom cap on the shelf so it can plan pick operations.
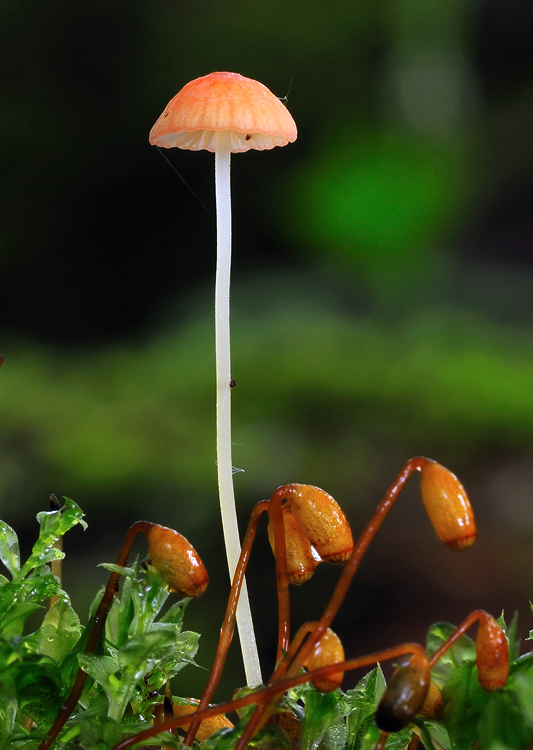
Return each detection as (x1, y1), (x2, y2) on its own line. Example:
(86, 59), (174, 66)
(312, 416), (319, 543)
(149, 71), (297, 153)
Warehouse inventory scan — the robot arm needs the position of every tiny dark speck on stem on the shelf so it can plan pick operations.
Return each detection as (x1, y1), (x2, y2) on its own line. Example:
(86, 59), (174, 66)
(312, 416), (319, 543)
(229, 378), (236, 388)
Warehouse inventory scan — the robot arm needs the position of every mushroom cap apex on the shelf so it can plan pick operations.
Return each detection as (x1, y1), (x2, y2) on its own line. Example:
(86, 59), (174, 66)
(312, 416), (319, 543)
(149, 71), (297, 153)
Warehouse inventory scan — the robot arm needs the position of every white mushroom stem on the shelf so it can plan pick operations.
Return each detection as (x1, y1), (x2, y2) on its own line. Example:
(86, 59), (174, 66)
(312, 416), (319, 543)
(214, 130), (262, 687)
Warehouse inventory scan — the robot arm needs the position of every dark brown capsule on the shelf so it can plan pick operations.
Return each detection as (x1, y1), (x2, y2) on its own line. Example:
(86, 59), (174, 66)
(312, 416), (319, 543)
(376, 651), (430, 733)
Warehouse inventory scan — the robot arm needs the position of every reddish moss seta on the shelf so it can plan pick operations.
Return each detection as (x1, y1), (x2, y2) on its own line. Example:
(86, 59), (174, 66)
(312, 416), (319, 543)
(418, 459), (477, 551)
(476, 615), (509, 691)
(146, 524), (208, 597)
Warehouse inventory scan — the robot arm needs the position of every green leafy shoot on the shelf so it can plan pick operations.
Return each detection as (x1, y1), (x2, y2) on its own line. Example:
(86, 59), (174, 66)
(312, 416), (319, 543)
(0, 520), (20, 577)
(422, 613), (533, 750)
(0, 503), (201, 750)
(2, 500), (533, 750)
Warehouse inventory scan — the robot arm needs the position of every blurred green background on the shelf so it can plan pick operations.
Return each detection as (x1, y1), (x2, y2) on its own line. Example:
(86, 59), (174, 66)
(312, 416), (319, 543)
(1, 0), (532, 699)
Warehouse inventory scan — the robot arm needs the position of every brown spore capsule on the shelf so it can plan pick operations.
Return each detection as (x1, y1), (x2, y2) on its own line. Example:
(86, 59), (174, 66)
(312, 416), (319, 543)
(419, 460), (477, 551)
(420, 681), (443, 720)
(283, 484), (354, 564)
(303, 626), (345, 692)
(172, 700), (233, 741)
(476, 615), (509, 692)
(146, 525), (208, 598)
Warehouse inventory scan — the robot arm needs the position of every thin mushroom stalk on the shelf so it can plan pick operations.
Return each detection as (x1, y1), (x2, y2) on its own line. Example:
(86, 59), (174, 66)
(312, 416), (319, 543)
(214, 128), (259, 683)
(213, 127), (236, 577)
(149, 72), (297, 686)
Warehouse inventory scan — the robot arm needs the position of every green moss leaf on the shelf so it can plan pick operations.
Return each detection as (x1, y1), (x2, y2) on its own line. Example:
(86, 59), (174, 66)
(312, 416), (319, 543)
(499, 612), (521, 663)
(13, 655), (63, 724)
(160, 598), (190, 625)
(36, 497), (87, 536)
(18, 498), (86, 580)
(442, 660), (490, 750)
(98, 563), (137, 577)
(250, 723), (292, 750)
(341, 666), (386, 749)
(0, 599), (43, 638)
(0, 521), (20, 577)
(478, 689), (533, 750)
(383, 727), (414, 750)
(514, 672), (533, 728)
(427, 622), (476, 690)
(414, 717), (450, 750)
(300, 689), (342, 750)
(79, 715), (123, 750)
(35, 599), (82, 661)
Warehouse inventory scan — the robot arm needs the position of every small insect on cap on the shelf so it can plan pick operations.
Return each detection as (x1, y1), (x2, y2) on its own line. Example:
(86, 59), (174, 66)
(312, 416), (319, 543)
(149, 71), (297, 153)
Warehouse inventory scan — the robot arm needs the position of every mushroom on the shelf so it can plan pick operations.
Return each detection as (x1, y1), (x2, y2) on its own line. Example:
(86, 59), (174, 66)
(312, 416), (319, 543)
(149, 72), (297, 686)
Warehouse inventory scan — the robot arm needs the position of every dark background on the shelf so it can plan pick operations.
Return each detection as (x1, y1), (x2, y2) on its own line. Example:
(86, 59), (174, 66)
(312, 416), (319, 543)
(1, 0), (532, 698)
